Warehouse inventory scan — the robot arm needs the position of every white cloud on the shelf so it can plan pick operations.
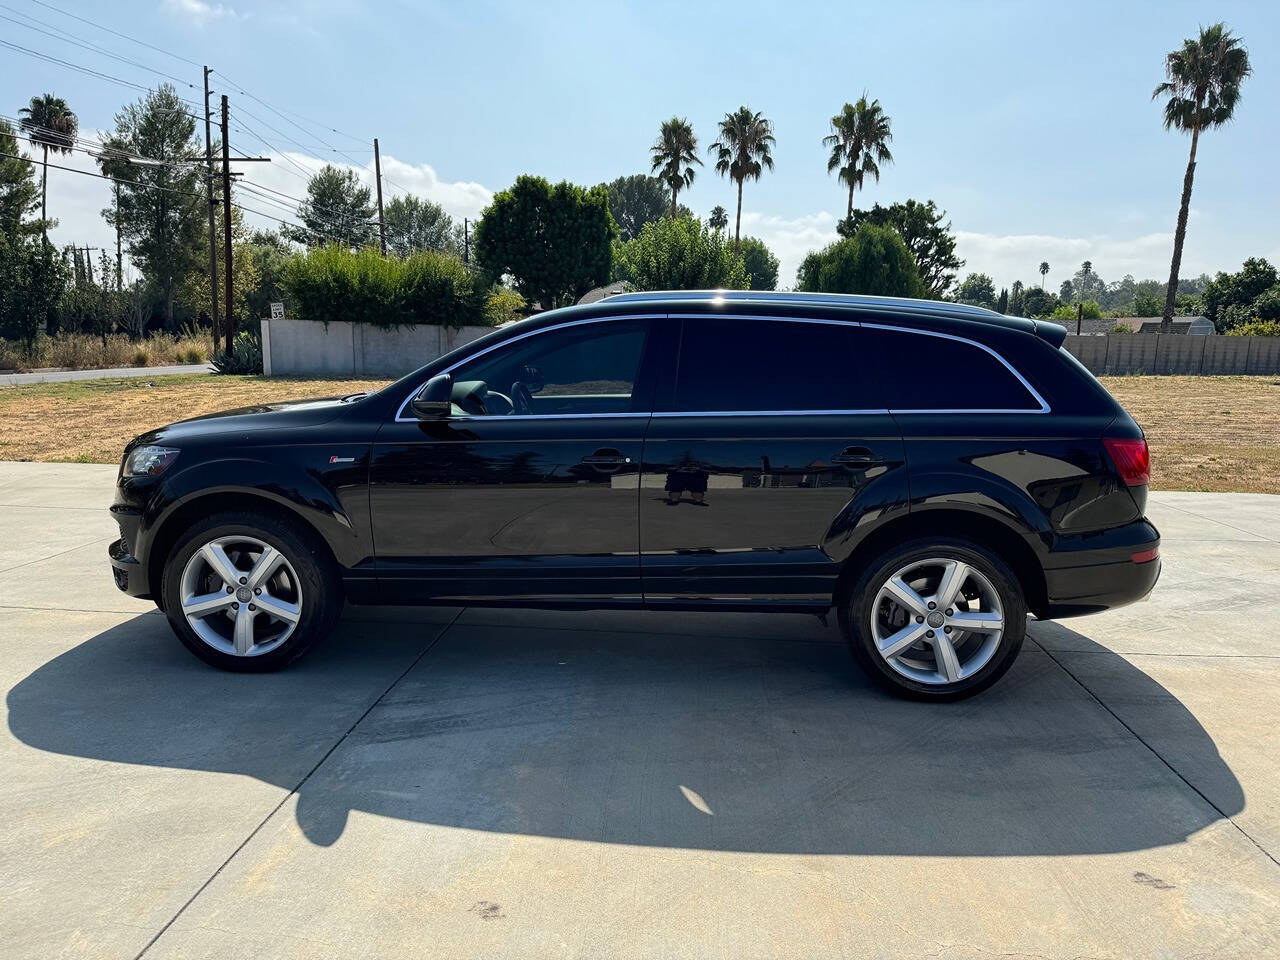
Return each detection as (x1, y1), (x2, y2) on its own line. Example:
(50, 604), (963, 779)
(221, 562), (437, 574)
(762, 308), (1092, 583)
(160, 0), (241, 24)
(733, 210), (840, 288)
(954, 230), (1184, 292)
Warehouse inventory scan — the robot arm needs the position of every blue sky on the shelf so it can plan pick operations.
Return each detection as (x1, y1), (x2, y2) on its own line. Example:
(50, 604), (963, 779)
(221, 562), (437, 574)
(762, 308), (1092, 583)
(3, 0), (1276, 291)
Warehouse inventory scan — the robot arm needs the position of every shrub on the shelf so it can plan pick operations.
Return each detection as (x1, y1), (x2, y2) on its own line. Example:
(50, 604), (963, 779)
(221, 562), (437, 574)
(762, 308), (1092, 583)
(132, 346), (150, 366)
(212, 332), (263, 374)
(282, 245), (489, 329)
(1050, 300), (1103, 323)
(1227, 319), (1280, 337)
(0, 331), (216, 372)
(181, 345), (207, 363)
(485, 287), (526, 326)
(613, 217), (747, 291)
(796, 223), (923, 297)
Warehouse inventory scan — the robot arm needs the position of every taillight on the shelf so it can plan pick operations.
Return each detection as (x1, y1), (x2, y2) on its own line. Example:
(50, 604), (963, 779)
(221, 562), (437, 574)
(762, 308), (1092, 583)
(1104, 437), (1150, 487)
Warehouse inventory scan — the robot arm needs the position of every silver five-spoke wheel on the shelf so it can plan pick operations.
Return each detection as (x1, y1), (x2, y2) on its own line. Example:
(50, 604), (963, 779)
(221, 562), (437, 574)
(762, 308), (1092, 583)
(870, 557), (1005, 686)
(179, 535), (302, 657)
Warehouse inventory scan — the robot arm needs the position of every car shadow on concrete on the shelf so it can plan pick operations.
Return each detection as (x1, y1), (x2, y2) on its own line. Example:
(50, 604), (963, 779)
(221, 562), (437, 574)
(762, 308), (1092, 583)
(7, 609), (1243, 854)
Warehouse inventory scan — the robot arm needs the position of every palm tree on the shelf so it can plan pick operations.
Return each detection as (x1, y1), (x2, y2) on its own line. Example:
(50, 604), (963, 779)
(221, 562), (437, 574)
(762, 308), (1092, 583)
(18, 93), (78, 245)
(708, 205), (728, 234)
(708, 107), (775, 253)
(1039, 261), (1049, 289)
(823, 95), (893, 221)
(1153, 23), (1250, 329)
(650, 117), (701, 219)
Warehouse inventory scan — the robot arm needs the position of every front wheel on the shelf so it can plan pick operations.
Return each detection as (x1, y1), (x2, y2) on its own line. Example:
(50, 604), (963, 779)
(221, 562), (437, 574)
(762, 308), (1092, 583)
(161, 511), (342, 671)
(840, 538), (1026, 701)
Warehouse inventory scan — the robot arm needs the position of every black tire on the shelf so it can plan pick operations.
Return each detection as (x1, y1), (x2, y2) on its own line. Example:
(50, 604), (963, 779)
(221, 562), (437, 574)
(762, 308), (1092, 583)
(839, 537), (1026, 701)
(160, 510), (343, 672)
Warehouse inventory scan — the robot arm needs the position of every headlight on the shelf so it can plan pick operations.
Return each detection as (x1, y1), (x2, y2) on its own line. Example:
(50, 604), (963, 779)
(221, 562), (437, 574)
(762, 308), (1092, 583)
(123, 445), (179, 477)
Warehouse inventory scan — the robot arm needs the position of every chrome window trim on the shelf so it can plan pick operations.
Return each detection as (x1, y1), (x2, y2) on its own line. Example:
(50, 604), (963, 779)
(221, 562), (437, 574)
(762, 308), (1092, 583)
(392, 311), (1049, 423)
(865, 322), (1050, 414)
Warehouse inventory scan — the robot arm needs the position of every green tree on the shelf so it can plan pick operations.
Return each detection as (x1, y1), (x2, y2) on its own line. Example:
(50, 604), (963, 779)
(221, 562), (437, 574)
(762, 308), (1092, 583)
(796, 223), (921, 297)
(1039, 261), (1049, 289)
(1202, 257), (1278, 329)
(737, 236), (779, 290)
(823, 96), (893, 220)
(1068, 260), (1106, 302)
(1153, 22), (1251, 329)
(474, 175), (614, 309)
(17, 93), (77, 245)
(1132, 291), (1163, 316)
(1023, 286), (1060, 317)
(97, 84), (204, 329)
(1009, 280), (1026, 317)
(708, 107), (775, 253)
(288, 164), (375, 248)
(601, 174), (671, 242)
(708, 204), (728, 234)
(613, 216), (746, 291)
(0, 233), (68, 346)
(649, 117), (701, 218)
(838, 199), (962, 298)
(997, 287), (1009, 314)
(0, 120), (41, 238)
(954, 272), (997, 308)
(382, 194), (460, 257)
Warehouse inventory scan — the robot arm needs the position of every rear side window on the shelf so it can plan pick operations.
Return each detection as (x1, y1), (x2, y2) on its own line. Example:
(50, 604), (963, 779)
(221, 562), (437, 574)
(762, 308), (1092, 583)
(673, 317), (874, 412)
(865, 327), (1043, 411)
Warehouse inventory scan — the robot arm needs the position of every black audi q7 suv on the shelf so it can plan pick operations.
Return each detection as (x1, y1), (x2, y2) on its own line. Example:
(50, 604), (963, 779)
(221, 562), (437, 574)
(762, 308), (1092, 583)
(108, 291), (1160, 699)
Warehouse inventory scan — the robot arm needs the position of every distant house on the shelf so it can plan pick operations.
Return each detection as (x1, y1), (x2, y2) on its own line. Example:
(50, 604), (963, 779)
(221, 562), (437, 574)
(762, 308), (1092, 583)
(1135, 317), (1215, 335)
(578, 282), (633, 305)
(1069, 316), (1215, 336)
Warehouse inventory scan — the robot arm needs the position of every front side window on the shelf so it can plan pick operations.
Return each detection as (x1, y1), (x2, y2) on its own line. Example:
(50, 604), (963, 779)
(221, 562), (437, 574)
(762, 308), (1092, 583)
(865, 327), (1043, 411)
(447, 320), (649, 417)
(673, 316), (873, 412)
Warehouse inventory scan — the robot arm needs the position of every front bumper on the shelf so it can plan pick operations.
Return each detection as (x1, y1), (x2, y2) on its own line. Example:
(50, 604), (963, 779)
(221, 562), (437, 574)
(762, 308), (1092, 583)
(1041, 518), (1161, 618)
(108, 502), (153, 599)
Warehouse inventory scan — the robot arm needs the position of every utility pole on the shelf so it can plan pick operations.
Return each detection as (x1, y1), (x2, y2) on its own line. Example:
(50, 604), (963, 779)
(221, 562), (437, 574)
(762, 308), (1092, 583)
(373, 137), (386, 256)
(463, 218), (469, 264)
(114, 181), (122, 291)
(221, 94), (234, 359)
(84, 245), (93, 286)
(203, 66), (221, 353)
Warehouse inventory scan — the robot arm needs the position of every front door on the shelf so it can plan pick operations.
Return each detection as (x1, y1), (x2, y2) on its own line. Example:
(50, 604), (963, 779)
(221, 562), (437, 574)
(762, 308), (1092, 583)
(639, 314), (906, 606)
(370, 316), (658, 604)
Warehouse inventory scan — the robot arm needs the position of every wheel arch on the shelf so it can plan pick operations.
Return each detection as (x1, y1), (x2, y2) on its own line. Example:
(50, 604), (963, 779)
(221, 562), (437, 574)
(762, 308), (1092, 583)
(836, 508), (1048, 617)
(146, 489), (342, 611)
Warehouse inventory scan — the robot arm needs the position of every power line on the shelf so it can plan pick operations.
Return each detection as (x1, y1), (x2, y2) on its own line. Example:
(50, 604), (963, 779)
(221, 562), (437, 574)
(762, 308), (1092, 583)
(24, 0), (202, 68)
(210, 67), (371, 147)
(0, 5), (196, 88)
(0, 38), (204, 121)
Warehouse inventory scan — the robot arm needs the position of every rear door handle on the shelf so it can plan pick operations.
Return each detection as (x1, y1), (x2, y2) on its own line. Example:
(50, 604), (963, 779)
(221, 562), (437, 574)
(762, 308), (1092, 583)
(580, 448), (632, 471)
(832, 446), (885, 466)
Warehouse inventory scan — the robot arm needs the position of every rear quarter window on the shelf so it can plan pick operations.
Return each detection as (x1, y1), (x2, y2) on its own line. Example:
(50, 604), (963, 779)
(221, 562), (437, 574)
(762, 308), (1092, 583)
(863, 326), (1044, 412)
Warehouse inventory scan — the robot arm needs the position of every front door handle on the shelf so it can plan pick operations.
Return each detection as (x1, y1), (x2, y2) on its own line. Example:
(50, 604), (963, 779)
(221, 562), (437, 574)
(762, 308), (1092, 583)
(832, 446), (885, 467)
(580, 448), (632, 472)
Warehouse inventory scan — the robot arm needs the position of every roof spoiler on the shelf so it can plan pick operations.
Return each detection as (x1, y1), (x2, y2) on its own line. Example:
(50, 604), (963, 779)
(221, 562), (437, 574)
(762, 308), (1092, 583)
(1032, 319), (1068, 348)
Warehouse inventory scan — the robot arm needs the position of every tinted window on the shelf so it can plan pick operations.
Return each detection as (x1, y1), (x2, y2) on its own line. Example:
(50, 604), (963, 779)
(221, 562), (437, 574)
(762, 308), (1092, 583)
(673, 317), (873, 412)
(866, 327), (1041, 411)
(448, 320), (648, 416)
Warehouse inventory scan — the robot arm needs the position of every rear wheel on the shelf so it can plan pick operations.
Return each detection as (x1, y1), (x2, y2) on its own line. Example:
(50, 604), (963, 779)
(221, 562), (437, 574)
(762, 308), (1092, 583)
(161, 511), (342, 671)
(840, 538), (1025, 701)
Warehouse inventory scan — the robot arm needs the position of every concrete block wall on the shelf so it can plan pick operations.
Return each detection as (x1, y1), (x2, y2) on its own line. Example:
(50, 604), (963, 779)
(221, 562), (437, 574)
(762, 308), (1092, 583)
(1062, 334), (1280, 376)
(262, 318), (496, 377)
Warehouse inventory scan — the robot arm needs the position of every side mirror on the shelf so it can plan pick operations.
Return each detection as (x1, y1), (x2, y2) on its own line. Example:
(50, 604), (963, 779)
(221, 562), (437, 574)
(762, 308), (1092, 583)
(410, 373), (452, 420)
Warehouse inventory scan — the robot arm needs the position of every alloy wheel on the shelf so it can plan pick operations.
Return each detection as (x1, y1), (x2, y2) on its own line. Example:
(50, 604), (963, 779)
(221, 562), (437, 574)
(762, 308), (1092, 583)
(869, 557), (1005, 686)
(179, 534), (303, 657)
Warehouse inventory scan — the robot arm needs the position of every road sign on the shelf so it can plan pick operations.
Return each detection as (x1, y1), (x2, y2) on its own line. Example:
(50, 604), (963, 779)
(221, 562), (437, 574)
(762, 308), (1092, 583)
(270, 302), (284, 320)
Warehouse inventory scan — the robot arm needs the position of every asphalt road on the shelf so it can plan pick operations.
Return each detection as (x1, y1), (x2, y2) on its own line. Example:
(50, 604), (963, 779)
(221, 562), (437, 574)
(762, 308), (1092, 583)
(0, 362), (213, 387)
(1, 461), (1276, 959)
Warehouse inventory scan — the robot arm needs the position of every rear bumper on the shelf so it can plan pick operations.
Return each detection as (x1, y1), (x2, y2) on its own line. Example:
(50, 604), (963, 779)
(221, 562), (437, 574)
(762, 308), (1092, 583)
(1041, 518), (1161, 618)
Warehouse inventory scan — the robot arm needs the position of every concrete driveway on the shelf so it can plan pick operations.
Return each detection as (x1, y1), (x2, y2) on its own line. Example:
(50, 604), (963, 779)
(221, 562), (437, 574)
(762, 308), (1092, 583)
(0, 461), (1276, 959)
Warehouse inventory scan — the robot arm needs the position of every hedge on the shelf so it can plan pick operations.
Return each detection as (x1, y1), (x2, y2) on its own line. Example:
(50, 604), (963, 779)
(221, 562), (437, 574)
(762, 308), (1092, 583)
(282, 245), (498, 328)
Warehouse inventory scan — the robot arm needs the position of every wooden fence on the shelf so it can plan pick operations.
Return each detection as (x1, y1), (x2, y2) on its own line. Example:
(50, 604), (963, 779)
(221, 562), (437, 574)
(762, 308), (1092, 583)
(1062, 335), (1280, 376)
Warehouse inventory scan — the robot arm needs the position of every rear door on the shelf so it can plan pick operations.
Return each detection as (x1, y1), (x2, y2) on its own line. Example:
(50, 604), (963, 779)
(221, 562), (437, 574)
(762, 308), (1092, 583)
(639, 314), (906, 606)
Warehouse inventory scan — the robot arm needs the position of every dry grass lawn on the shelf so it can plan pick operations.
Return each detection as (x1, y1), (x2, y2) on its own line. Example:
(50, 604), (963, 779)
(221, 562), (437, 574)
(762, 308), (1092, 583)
(0, 373), (1277, 493)
(1099, 375), (1280, 493)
